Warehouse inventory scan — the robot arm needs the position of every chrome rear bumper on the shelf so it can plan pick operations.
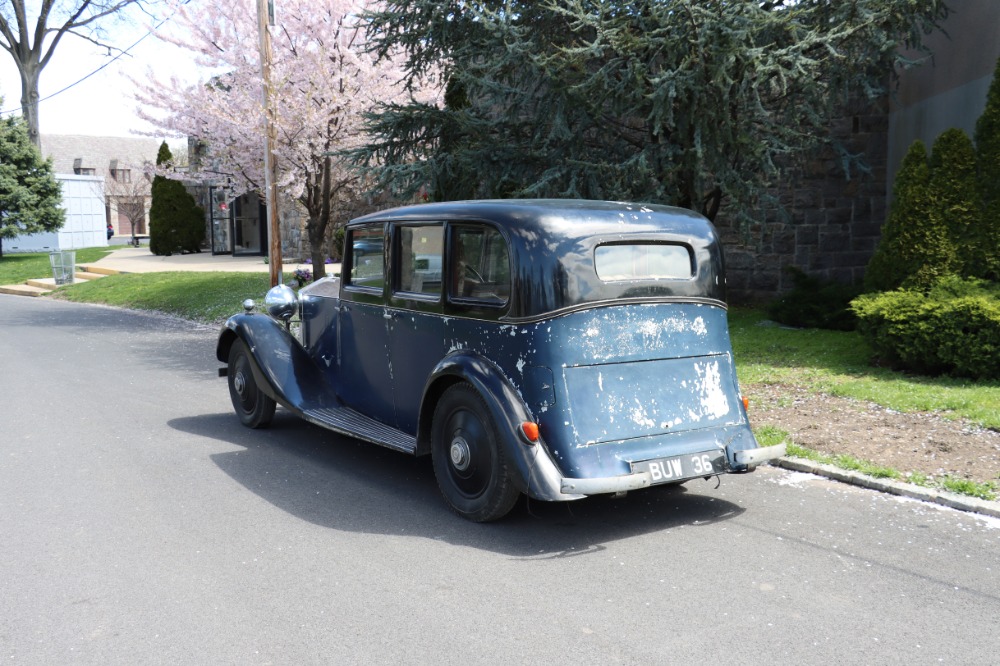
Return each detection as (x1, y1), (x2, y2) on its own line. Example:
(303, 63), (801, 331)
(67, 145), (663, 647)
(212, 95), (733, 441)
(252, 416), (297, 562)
(557, 442), (787, 496)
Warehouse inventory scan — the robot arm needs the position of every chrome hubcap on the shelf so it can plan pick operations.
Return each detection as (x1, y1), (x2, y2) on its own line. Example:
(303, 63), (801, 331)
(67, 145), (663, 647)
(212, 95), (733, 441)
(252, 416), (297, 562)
(233, 371), (246, 397)
(449, 436), (471, 471)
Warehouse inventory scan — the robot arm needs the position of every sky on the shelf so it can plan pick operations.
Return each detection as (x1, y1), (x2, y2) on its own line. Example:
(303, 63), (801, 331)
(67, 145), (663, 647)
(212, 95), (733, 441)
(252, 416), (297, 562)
(0, 6), (202, 141)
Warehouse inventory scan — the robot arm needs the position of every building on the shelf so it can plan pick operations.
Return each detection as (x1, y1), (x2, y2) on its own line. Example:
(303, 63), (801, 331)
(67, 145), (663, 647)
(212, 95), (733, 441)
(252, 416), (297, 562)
(40, 134), (161, 238)
(717, 0), (1000, 302)
(2, 174), (106, 253)
(186, 138), (303, 259)
(887, 0), (1000, 192)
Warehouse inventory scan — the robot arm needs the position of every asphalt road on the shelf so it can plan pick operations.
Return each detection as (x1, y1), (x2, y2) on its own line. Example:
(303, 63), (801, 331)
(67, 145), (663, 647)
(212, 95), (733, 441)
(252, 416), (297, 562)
(2, 295), (999, 665)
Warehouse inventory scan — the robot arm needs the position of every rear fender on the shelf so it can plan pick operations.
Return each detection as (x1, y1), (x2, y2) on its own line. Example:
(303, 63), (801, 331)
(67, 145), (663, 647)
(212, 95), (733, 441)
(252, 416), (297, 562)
(420, 351), (578, 502)
(217, 313), (340, 412)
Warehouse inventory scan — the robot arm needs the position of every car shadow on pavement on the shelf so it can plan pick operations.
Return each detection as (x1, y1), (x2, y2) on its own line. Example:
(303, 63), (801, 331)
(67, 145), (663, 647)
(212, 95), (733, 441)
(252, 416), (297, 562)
(169, 412), (747, 557)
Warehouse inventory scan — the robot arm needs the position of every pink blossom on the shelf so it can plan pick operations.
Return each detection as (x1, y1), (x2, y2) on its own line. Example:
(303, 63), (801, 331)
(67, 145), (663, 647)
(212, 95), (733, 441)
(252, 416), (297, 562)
(132, 0), (437, 207)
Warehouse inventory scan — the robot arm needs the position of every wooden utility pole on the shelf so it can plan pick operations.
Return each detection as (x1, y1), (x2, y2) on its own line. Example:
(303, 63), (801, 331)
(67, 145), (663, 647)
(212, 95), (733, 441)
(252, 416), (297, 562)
(257, 0), (282, 287)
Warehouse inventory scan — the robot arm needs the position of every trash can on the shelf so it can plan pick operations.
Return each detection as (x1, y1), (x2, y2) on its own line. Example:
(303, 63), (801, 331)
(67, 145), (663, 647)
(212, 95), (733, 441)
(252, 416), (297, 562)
(49, 250), (76, 285)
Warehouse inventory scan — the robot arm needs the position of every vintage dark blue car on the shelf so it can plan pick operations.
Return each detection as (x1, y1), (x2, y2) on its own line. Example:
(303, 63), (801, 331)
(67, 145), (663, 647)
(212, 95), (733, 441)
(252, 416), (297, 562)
(216, 200), (784, 521)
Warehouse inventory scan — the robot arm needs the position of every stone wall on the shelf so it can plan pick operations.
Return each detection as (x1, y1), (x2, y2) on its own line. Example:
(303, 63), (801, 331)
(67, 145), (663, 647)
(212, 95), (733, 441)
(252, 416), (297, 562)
(715, 100), (889, 304)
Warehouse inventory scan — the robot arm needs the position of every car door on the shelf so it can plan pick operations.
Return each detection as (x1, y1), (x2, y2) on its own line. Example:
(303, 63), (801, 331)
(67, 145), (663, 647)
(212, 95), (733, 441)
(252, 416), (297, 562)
(338, 223), (396, 425)
(386, 222), (446, 433)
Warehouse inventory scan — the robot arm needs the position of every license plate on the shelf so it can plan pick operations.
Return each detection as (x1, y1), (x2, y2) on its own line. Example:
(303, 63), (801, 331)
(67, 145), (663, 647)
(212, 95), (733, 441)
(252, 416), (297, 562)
(632, 451), (726, 484)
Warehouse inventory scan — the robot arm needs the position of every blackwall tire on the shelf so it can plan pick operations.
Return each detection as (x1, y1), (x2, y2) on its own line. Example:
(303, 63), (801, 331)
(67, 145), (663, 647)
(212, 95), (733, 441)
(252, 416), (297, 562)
(431, 383), (520, 522)
(227, 339), (276, 429)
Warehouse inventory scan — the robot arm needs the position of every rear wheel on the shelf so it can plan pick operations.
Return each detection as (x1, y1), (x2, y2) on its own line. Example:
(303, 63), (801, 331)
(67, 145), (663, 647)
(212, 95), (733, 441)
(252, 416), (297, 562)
(227, 339), (276, 428)
(431, 383), (520, 522)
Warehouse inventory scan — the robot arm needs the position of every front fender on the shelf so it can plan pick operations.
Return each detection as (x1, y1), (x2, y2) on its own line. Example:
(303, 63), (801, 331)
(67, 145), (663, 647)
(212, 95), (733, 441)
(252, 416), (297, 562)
(217, 313), (340, 412)
(421, 351), (582, 502)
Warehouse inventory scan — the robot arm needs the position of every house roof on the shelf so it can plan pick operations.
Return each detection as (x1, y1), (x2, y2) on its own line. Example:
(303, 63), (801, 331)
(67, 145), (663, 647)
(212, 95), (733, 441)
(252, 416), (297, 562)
(40, 134), (161, 176)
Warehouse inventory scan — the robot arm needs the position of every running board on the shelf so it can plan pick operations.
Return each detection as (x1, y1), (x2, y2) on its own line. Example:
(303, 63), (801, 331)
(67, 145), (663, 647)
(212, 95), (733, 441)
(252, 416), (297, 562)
(301, 406), (417, 454)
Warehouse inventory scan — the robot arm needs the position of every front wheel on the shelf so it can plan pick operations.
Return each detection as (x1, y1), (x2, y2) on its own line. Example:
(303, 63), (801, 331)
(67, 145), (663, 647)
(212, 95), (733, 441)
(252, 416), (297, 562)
(431, 383), (520, 522)
(227, 339), (276, 428)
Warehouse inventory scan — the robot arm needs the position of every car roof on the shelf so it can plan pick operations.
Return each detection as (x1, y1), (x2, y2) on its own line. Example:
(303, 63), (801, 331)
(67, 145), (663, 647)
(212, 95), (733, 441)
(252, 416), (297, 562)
(352, 198), (707, 236)
(350, 199), (726, 318)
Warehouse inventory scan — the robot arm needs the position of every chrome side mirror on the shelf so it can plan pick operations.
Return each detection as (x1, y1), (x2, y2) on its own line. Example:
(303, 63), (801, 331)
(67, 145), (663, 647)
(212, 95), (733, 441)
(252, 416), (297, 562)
(264, 284), (299, 323)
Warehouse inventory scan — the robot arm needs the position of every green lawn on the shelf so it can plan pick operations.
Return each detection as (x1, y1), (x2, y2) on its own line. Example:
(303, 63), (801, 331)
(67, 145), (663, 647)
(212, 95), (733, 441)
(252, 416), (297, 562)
(0, 247), (114, 284)
(729, 308), (1000, 430)
(55, 272), (272, 324)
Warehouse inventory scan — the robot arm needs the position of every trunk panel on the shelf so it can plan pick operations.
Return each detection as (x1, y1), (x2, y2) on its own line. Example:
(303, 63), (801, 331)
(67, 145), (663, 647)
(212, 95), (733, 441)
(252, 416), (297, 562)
(563, 353), (742, 445)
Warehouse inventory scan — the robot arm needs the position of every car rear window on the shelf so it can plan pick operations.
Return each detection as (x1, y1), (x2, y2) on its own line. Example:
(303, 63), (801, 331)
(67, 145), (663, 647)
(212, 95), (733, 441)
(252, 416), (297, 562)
(594, 243), (693, 281)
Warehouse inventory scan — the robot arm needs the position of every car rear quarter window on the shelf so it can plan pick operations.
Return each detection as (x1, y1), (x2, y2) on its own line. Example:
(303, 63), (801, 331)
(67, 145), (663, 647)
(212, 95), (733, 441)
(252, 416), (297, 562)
(594, 243), (693, 281)
(449, 225), (510, 306)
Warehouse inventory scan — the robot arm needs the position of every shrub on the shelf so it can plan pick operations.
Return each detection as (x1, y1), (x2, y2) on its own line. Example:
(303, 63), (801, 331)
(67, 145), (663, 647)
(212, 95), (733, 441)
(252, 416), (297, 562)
(767, 266), (861, 330)
(331, 226), (346, 261)
(928, 128), (977, 279)
(149, 142), (205, 256)
(865, 141), (947, 292)
(974, 56), (1000, 281)
(851, 276), (1000, 380)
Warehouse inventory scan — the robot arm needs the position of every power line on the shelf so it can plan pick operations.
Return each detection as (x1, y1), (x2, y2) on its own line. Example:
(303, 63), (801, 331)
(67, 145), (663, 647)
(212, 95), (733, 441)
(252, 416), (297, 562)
(1, 17), (170, 117)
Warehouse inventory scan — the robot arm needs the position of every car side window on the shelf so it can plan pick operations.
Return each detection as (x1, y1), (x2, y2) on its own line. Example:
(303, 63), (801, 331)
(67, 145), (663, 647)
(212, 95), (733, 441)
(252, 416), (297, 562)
(450, 225), (510, 305)
(395, 225), (443, 297)
(347, 225), (385, 290)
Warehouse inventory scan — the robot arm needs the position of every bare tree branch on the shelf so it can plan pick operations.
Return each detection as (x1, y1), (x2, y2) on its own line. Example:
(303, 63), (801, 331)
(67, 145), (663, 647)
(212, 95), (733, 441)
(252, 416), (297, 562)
(0, 0), (145, 146)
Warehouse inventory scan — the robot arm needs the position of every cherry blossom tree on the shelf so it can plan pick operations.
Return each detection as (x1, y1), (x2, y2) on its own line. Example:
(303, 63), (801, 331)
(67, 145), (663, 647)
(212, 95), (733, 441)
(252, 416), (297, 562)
(133, 0), (424, 277)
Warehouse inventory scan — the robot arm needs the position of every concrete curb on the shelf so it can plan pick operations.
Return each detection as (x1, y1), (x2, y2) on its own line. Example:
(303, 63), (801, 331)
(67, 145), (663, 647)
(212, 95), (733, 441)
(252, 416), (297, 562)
(0, 283), (52, 296)
(0, 263), (112, 298)
(774, 457), (1000, 519)
(78, 264), (122, 276)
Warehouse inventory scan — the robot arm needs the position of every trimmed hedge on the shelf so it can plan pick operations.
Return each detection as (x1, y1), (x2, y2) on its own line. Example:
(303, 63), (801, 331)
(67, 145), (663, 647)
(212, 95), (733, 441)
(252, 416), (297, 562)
(851, 277), (1000, 380)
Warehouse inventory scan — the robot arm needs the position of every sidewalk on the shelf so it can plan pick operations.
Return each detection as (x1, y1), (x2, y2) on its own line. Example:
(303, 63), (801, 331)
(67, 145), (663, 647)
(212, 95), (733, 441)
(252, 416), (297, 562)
(0, 246), (337, 297)
(86, 246), (325, 274)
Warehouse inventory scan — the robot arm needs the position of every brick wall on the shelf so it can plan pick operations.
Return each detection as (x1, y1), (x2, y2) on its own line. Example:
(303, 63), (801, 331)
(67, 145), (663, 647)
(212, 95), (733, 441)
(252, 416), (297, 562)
(715, 100), (889, 304)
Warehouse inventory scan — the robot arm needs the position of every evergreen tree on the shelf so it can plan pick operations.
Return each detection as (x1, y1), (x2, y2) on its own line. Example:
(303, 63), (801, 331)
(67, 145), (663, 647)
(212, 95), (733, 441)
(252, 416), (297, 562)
(865, 141), (945, 291)
(149, 142), (205, 256)
(359, 0), (948, 225)
(0, 113), (64, 258)
(973, 56), (1000, 281)
(928, 128), (976, 279)
(149, 143), (177, 255)
(175, 179), (206, 254)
